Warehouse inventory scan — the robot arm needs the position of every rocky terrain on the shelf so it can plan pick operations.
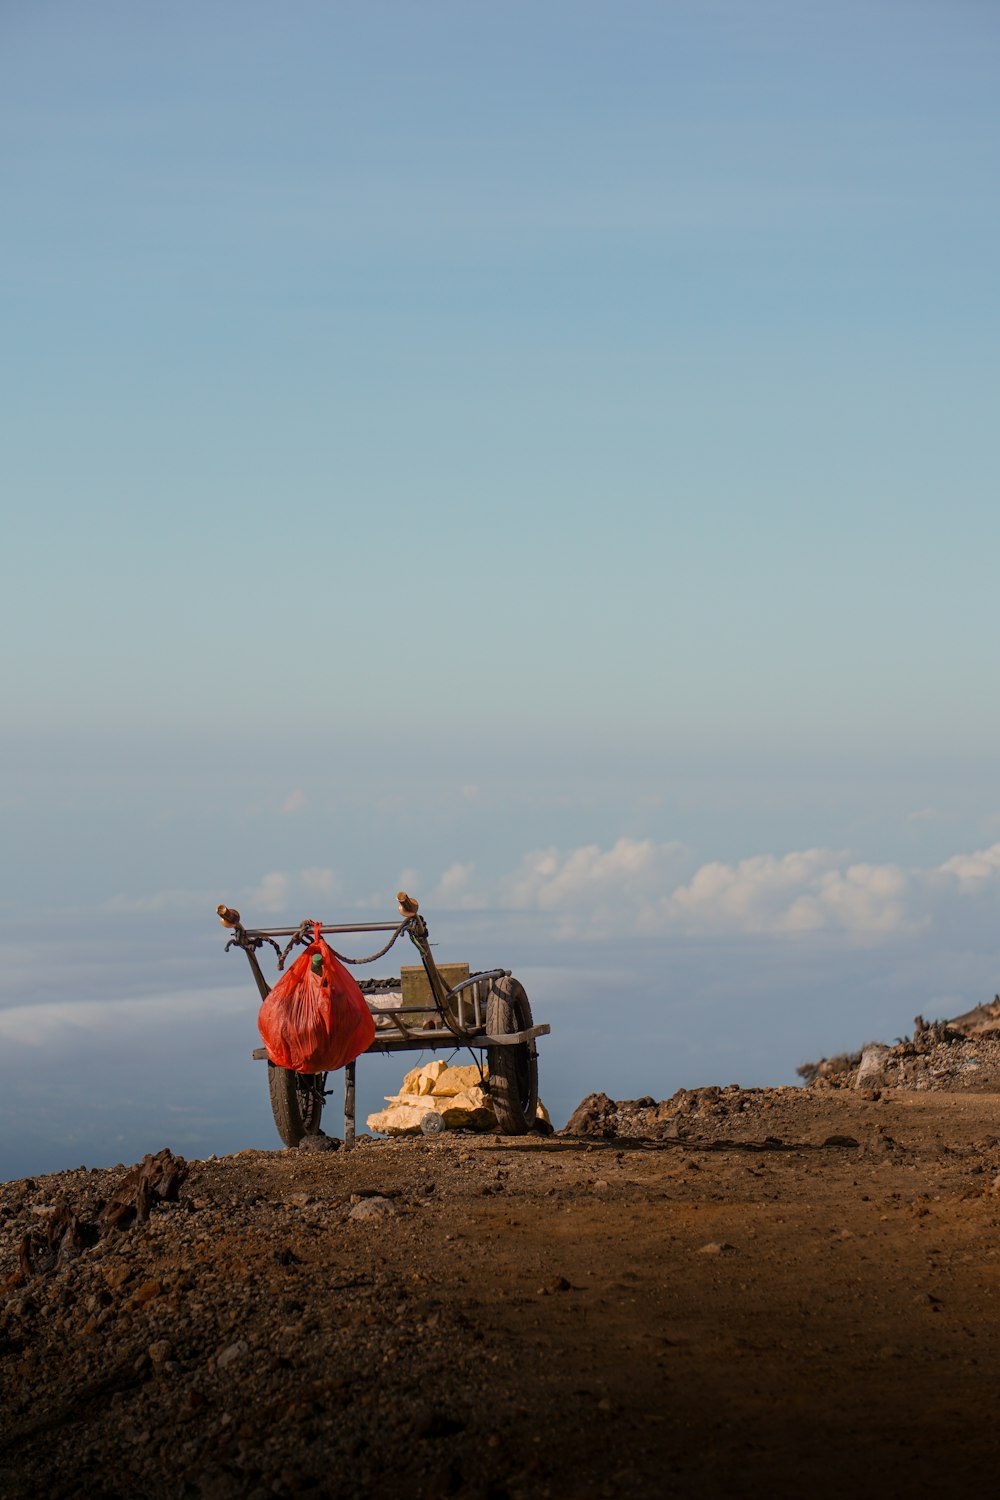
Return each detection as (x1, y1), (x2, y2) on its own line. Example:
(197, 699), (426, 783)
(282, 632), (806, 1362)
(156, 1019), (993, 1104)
(5, 1011), (1000, 1498)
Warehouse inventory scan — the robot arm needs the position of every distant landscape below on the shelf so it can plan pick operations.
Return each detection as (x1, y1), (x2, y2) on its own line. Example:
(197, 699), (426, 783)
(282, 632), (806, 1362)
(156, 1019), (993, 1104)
(1, 906), (995, 1183)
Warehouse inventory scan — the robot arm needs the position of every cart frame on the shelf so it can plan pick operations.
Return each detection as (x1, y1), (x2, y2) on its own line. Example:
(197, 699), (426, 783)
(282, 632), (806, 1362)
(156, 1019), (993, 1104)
(221, 902), (550, 1147)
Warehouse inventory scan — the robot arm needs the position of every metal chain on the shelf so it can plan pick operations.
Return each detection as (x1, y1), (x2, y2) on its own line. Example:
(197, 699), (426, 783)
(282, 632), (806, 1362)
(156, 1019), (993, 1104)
(277, 922), (313, 970)
(327, 921), (415, 966)
(277, 917), (416, 971)
(225, 930), (282, 961)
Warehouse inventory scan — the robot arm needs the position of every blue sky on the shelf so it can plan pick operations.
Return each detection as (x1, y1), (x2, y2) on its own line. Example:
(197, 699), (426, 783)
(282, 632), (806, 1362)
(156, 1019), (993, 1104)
(2, 1), (999, 1177)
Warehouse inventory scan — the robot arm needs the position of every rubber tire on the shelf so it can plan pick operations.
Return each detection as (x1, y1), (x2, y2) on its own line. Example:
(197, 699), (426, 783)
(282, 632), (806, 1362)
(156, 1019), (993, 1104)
(486, 976), (539, 1135)
(267, 1063), (324, 1147)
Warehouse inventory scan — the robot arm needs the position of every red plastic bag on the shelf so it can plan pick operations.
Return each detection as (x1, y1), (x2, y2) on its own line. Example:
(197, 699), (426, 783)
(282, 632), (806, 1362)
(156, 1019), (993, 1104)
(258, 924), (375, 1074)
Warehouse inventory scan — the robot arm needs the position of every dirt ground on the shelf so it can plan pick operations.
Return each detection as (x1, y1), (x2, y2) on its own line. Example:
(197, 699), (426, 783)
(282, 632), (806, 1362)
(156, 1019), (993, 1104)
(4, 1082), (1000, 1500)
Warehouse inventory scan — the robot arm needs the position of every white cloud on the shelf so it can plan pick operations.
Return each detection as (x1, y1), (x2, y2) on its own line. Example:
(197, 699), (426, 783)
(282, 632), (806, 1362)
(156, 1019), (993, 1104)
(410, 835), (1000, 941)
(429, 838), (689, 936)
(434, 862), (484, 909)
(503, 837), (686, 914)
(937, 842), (1000, 889)
(665, 851), (910, 938)
(246, 871), (291, 913)
(300, 867), (340, 898)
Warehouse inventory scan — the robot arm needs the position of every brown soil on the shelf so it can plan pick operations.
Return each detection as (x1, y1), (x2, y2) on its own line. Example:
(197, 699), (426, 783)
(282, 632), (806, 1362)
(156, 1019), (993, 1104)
(4, 1083), (1000, 1500)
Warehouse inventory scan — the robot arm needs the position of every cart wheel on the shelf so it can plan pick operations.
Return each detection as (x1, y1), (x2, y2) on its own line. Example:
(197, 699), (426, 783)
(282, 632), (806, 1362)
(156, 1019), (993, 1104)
(267, 1063), (324, 1147)
(486, 976), (539, 1135)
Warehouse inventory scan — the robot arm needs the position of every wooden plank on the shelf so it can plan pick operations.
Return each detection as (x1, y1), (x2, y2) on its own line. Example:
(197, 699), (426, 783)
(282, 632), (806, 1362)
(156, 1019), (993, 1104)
(483, 1024), (551, 1045)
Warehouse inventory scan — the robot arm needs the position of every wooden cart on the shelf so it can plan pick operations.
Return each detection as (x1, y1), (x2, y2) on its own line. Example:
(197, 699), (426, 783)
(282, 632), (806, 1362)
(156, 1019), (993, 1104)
(219, 896), (550, 1147)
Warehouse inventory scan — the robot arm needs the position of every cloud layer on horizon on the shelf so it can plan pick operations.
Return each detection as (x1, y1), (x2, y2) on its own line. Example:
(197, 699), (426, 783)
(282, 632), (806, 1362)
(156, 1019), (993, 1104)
(434, 840), (917, 939)
(99, 837), (1000, 944)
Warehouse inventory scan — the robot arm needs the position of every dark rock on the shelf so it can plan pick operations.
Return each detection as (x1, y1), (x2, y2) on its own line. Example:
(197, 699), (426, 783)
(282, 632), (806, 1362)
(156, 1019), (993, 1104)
(298, 1132), (340, 1153)
(99, 1148), (188, 1232)
(562, 1093), (617, 1137)
(797, 1052), (862, 1086)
